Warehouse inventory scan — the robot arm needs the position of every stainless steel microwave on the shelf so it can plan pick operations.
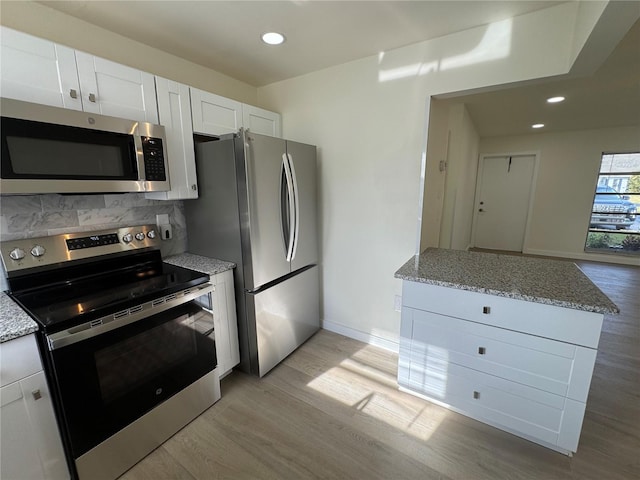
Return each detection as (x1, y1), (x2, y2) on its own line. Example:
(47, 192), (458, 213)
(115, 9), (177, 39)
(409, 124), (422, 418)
(0, 98), (170, 195)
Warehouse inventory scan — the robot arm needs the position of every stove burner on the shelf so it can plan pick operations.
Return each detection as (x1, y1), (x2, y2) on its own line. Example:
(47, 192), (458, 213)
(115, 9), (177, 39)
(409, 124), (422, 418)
(7, 250), (209, 334)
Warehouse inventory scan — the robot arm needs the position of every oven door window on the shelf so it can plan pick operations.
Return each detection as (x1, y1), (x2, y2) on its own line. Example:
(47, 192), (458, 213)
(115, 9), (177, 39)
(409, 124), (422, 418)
(50, 301), (216, 458)
(1, 117), (137, 180)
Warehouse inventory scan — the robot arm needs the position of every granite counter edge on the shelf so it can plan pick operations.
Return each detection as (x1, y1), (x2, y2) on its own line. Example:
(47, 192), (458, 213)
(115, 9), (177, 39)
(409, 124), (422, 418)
(164, 253), (236, 276)
(395, 273), (619, 315)
(0, 293), (38, 343)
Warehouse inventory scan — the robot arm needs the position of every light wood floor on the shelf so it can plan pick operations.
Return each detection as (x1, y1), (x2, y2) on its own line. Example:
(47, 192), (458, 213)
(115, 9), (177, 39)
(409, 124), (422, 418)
(121, 260), (639, 480)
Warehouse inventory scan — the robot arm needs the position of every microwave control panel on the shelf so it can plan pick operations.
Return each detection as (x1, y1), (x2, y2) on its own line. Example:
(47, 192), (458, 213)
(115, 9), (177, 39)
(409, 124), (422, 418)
(142, 137), (167, 181)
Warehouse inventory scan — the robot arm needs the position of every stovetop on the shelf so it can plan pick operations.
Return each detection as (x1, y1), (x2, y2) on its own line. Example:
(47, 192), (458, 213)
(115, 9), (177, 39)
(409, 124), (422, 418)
(1, 225), (210, 334)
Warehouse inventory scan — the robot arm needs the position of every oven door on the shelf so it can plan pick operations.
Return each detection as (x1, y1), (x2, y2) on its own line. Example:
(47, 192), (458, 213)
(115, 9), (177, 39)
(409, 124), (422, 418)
(47, 298), (216, 460)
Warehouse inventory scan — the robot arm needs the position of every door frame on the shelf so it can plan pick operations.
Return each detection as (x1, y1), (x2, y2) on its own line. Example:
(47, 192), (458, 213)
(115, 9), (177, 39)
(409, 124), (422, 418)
(470, 151), (540, 252)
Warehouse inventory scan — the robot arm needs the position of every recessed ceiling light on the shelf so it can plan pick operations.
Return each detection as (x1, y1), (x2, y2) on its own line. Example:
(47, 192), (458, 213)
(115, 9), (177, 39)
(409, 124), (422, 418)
(261, 32), (285, 45)
(532, 123), (545, 129)
(547, 96), (565, 103)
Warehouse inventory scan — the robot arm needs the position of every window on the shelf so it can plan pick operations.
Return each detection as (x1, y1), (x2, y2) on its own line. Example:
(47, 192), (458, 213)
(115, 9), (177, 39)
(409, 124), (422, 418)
(585, 152), (640, 254)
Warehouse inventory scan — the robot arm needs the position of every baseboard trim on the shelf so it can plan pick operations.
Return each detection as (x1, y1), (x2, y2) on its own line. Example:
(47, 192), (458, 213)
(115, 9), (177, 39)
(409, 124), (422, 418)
(523, 248), (640, 266)
(322, 320), (399, 353)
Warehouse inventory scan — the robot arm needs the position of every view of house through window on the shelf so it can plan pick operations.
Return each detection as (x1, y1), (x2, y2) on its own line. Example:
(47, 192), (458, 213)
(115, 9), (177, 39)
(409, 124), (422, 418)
(585, 152), (640, 254)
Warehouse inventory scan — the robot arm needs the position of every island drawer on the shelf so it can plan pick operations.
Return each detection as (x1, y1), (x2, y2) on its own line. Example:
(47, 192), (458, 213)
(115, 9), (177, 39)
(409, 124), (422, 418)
(402, 282), (604, 348)
(403, 307), (597, 401)
(399, 358), (586, 452)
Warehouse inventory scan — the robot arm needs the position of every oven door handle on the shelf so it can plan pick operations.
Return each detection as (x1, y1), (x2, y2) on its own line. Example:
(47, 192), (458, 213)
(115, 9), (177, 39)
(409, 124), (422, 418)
(46, 282), (216, 350)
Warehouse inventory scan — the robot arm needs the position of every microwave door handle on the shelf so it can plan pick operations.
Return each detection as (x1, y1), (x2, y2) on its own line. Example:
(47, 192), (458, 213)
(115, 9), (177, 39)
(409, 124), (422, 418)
(282, 154), (295, 262)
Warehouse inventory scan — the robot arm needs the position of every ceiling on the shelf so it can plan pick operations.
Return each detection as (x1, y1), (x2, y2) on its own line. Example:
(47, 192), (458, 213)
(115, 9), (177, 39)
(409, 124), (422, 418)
(439, 17), (640, 137)
(37, 1), (639, 137)
(39, 0), (564, 87)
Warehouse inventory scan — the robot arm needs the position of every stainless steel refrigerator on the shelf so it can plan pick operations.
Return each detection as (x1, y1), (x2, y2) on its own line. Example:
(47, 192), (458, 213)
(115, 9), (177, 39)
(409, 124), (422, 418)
(185, 130), (319, 377)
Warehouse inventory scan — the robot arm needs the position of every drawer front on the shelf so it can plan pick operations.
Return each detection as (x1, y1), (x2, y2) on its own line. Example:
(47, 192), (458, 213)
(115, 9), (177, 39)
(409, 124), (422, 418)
(0, 335), (42, 387)
(406, 308), (597, 401)
(402, 282), (604, 348)
(402, 358), (585, 449)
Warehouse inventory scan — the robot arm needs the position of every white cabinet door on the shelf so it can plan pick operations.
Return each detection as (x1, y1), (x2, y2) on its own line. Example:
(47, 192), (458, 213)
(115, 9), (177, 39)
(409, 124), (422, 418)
(212, 270), (240, 377)
(190, 88), (242, 136)
(1, 381), (45, 480)
(0, 26), (81, 110)
(1, 373), (68, 480)
(146, 77), (197, 200)
(242, 104), (282, 137)
(75, 51), (158, 123)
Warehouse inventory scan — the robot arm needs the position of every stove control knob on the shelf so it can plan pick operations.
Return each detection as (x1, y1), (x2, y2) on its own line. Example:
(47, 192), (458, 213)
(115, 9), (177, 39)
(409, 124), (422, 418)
(30, 245), (46, 258)
(9, 248), (26, 261)
(122, 233), (133, 243)
(135, 232), (146, 241)
(147, 230), (157, 239)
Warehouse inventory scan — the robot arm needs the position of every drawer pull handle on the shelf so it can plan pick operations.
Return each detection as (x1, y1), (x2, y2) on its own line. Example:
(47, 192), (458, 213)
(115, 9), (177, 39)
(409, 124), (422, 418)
(32, 389), (42, 401)
(482, 306), (491, 314)
(69, 88), (78, 99)
(89, 93), (97, 103)
(478, 347), (486, 355)
(473, 391), (480, 400)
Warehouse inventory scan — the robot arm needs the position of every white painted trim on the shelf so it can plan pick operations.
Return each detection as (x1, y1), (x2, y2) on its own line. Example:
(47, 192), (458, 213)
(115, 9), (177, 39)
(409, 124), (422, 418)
(321, 320), (399, 353)
(523, 248), (640, 266)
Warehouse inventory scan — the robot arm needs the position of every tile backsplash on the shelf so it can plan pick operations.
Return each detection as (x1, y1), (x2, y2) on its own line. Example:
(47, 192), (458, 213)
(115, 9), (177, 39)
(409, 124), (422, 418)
(0, 193), (188, 258)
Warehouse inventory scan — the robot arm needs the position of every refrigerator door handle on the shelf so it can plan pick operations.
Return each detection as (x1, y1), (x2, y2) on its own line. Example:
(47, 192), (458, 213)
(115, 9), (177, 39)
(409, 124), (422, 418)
(282, 154), (296, 262)
(287, 153), (300, 261)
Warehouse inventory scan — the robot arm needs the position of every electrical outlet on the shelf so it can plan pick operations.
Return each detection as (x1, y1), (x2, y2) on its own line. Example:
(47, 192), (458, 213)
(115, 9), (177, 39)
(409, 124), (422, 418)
(160, 224), (172, 240)
(394, 295), (402, 312)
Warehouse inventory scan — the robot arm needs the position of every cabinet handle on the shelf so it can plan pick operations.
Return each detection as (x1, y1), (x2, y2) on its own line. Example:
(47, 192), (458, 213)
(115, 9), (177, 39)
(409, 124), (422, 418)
(69, 89), (78, 99)
(32, 389), (42, 401)
(88, 93), (97, 103)
(191, 184), (197, 191)
(473, 391), (480, 400)
(478, 347), (486, 355)
(482, 306), (491, 314)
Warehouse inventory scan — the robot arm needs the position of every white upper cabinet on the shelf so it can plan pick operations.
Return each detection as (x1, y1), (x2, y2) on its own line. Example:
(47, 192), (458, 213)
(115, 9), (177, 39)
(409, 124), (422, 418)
(191, 87), (282, 138)
(242, 104), (282, 137)
(191, 88), (242, 136)
(0, 26), (81, 110)
(146, 77), (197, 200)
(0, 26), (158, 124)
(75, 52), (158, 124)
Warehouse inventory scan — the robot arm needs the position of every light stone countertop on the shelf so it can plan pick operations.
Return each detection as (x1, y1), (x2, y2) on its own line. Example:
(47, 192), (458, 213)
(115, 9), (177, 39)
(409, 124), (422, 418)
(0, 292), (38, 343)
(395, 248), (619, 315)
(164, 253), (235, 276)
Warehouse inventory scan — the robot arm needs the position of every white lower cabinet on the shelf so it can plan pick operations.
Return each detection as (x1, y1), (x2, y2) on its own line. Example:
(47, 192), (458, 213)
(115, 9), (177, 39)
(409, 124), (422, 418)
(398, 283), (603, 454)
(211, 270), (240, 378)
(0, 335), (68, 480)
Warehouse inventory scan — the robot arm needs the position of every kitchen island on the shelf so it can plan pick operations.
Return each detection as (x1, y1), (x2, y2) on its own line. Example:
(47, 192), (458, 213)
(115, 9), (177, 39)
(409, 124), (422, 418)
(394, 248), (618, 455)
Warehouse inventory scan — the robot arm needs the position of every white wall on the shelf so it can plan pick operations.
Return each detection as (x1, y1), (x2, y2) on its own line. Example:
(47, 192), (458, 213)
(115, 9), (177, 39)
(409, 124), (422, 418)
(257, 3), (609, 348)
(439, 104), (480, 251)
(0, 1), (258, 104)
(479, 125), (640, 265)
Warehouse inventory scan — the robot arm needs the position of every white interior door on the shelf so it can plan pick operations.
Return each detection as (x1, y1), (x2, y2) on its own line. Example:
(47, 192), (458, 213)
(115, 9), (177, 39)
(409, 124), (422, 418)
(473, 154), (536, 252)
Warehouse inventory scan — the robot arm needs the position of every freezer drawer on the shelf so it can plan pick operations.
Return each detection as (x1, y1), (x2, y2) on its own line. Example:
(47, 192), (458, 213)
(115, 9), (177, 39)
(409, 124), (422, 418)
(247, 265), (320, 377)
